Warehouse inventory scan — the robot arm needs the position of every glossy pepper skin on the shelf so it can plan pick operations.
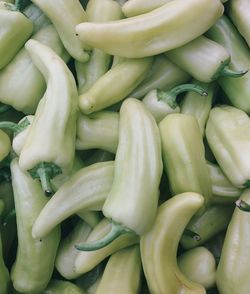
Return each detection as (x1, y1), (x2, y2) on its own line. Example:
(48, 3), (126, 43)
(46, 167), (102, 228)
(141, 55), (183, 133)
(228, 0), (250, 47)
(95, 245), (142, 294)
(18, 39), (78, 193)
(165, 36), (245, 83)
(76, 0), (224, 58)
(159, 113), (212, 210)
(216, 189), (250, 294)
(74, 218), (139, 275)
(206, 105), (250, 188)
(180, 204), (234, 249)
(32, 161), (114, 239)
(43, 279), (86, 294)
(0, 130), (11, 162)
(10, 158), (60, 294)
(0, 25), (69, 114)
(75, 0), (123, 95)
(178, 246), (216, 290)
(140, 192), (205, 294)
(0, 1), (33, 69)
(130, 55), (190, 99)
(76, 111), (119, 154)
(31, 0), (89, 62)
(206, 16), (250, 113)
(79, 57), (153, 114)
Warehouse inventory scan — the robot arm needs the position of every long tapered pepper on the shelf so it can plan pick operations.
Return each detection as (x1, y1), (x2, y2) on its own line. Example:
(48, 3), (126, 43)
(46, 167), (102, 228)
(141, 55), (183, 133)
(0, 1), (33, 69)
(130, 55), (190, 99)
(18, 39), (78, 194)
(76, 0), (224, 58)
(206, 16), (250, 113)
(0, 25), (70, 114)
(159, 113), (212, 210)
(165, 36), (246, 83)
(75, 98), (162, 251)
(32, 161), (114, 239)
(74, 218), (139, 275)
(206, 105), (250, 188)
(79, 57), (153, 114)
(140, 192), (205, 294)
(228, 0), (250, 47)
(216, 189), (250, 294)
(95, 245), (142, 294)
(31, 0), (89, 62)
(178, 246), (216, 290)
(10, 158), (60, 293)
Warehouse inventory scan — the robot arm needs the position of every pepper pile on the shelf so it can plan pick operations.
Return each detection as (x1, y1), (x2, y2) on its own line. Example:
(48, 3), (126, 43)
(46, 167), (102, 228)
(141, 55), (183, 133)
(0, 0), (249, 293)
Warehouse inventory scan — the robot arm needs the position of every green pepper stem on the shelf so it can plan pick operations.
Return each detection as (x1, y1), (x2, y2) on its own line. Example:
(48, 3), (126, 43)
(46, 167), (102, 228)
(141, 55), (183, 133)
(218, 66), (248, 78)
(157, 83), (208, 109)
(75, 222), (131, 251)
(0, 103), (11, 114)
(236, 199), (250, 212)
(2, 209), (16, 226)
(183, 229), (201, 241)
(0, 121), (21, 133)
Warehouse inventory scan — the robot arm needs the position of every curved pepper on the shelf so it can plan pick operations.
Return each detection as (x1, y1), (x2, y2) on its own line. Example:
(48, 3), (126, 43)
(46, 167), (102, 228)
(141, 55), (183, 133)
(206, 16), (250, 113)
(31, 0), (89, 62)
(122, 0), (172, 17)
(216, 189), (250, 294)
(74, 218), (139, 275)
(76, 111), (119, 154)
(207, 161), (242, 204)
(140, 192), (205, 294)
(178, 246), (216, 289)
(55, 220), (92, 280)
(43, 279), (86, 294)
(0, 130), (11, 162)
(10, 158), (60, 294)
(159, 113), (212, 210)
(165, 36), (246, 82)
(228, 0), (250, 47)
(76, 98), (162, 251)
(76, 0), (224, 58)
(79, 57), (153, 114)
(130, 55), (190, 99)
(180, 204), (234, 249)
(95, 245), (142, 294)
(0, 1), (33, 69)
(206, 105), (250, 188)
(32, 161), (114, 239)
(0, 24), (70, 114)
(75, 0), (123, 94)
(180, 81), (216, 136)
(18, 39), (78, 194)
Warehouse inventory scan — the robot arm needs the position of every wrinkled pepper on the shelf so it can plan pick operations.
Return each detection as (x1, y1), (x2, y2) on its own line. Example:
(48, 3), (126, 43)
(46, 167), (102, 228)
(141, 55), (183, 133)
(95, 245), (142, 294)
(78, 57), (153, 114)
(178, 246), (216, 290)
(0, 1), (33, 69)
(10, 158), (60, 294)
(159, 113), (212, 210)
(206, 105), (250, 188)
(75, 0), (223, 58)
(140, 192), (205, 294)
(76, 98), (162, 250)
(18, 39), (78, 194)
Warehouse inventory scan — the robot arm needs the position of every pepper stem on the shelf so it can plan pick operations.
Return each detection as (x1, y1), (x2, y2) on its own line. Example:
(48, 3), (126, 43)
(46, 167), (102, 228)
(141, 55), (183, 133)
(183, 229), (201, 241)
(75, 222), (131, 251)
(219, 66), (248, 78)
(236, 199), (250, 212)
(157, 83), (208, 109)
(0, 117), (30, 135)
(28, 162), (62, 196)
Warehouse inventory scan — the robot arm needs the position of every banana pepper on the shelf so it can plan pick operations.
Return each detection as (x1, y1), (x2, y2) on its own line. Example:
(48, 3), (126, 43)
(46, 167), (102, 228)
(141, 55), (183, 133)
(140, 192), (205, 294)
(76, 0), (224, 58)
(43, 280), (86, 294)
(0, 130), (11, 162)
(18, 39), (78, 195)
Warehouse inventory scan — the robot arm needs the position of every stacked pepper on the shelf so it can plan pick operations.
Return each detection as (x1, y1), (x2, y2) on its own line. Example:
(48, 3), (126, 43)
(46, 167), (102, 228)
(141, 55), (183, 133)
(0, 0), (250, 293)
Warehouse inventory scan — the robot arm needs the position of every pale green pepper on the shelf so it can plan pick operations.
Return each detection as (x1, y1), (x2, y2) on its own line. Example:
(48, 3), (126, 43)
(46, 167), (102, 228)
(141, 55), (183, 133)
(18, 39), (78, 195)
(76, 0), (224, 58)
(43, 280), (86, 294)
(0, 1), (33, 69)
(0, 130), (11, 162)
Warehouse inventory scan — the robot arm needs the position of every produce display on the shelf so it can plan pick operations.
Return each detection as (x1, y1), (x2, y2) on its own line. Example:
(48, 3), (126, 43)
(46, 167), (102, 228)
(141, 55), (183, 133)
(0, 0), (249, 293)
